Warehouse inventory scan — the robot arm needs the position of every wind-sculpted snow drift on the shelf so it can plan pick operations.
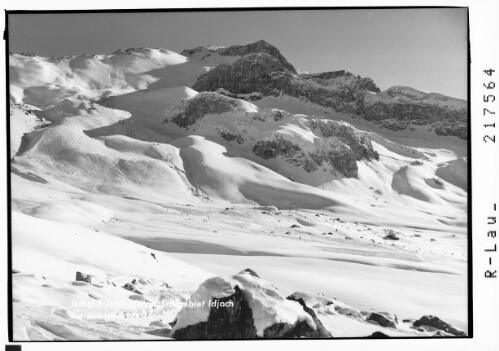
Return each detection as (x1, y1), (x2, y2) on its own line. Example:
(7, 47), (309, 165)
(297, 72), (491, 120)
(9, 40), (468, 340)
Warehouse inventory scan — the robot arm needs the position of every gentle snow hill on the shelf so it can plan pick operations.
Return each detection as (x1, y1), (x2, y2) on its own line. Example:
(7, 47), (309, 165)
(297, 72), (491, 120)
(101, 86), (198, 120)
(9, 49), (188, 104)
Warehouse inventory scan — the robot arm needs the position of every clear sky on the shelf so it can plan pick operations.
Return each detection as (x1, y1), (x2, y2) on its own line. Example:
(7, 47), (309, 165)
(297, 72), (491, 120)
(8, 8), (468, 99)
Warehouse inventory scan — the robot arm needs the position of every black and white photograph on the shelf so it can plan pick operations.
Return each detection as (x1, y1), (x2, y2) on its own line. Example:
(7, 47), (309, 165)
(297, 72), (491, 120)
(3, 4), (482, 345)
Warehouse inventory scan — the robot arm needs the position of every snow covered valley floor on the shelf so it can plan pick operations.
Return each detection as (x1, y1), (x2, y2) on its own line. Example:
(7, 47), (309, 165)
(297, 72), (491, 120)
(11, 185), (468, 340)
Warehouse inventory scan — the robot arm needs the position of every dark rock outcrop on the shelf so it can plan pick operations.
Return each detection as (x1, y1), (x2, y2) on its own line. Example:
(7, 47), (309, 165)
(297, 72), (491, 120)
(366, 312), (397, 328)
(172, 286), (258, 339)
(251, 119), (378, 178)
(122, 282), (143, 295)
(192, 53), (376, 115)
(214, 40), (297, 74)
(413, 315), (466, 336)
(216, 127), (245, 144)
(193, 52), (291, 96)
(286, 296), (333, 338)
(75, 271), (92, 283)
(359, 86), (467, 139)
(252, 136), (301, 159)
(309, 120), (379, 161)
(164, 92), (244, 128)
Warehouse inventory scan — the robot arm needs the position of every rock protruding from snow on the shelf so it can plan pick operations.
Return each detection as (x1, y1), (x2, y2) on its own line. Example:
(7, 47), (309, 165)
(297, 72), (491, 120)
(165, 92), (253, 128)
(171, 270), (332, 339)
(286, 295), (333, 338)
(301, 70), (380, 95)
(192, 51), (378, 115)
(239, 268), (260, 278)
(75, 271), (92, 284)
(360, 86), (468, 139)
(251, 119), (379, 178)
(171, 276), (235, 334)
(383, 230), (400, 241)
(412, 315), (466, 336)
(366, 312), (398, 328)
(172, 285), (257, 339)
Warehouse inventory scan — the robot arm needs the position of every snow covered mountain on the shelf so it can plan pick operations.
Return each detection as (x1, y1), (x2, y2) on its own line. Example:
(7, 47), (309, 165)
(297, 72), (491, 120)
(9, 40), (468, 340)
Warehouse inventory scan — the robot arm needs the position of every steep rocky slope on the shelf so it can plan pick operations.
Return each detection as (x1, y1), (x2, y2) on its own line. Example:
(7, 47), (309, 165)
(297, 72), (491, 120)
(186, 40), (467, 140)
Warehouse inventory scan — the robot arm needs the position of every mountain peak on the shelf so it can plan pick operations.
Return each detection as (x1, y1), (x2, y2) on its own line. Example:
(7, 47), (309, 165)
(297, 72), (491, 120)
(182, 40), (296, 74)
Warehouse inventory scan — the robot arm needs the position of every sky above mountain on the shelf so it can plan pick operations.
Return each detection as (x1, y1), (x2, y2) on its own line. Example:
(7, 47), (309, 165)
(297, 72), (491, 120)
(8, 8), (467, 99)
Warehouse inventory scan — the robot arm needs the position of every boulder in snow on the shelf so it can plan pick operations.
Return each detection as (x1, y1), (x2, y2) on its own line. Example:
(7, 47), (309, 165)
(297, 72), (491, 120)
(366, 312), (397, 328)
(75, 271), (92, 284)
(170, 270), (332, 339)
(412, 315), (466, 336)
(383, 230), (400, 241)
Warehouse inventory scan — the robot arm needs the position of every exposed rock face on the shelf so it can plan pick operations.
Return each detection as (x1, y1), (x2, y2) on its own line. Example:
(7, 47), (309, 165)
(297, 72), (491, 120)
(214, 40), (297, 74)
(359, 87), (468, 139)
(252, 136), (301, 159)
(216, 127), (245, 144)
(250, 119), (378, 178)
(252, 134), (357, 177)
(309, 120), (379, 161)
(192, 52), (376, 115)
(75, 271), (92, 283)
(413, 315), (466, 336)
(286, 296), (333, 338)
(122, 282), (143, 295)
(172, 286), (258, 339)
(164, 92), (244, 128)
(182, 40), (297, 73)
(366, 312), (397, 328)
(193, 52), (291, 96)
(301, 70), (380, 96)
